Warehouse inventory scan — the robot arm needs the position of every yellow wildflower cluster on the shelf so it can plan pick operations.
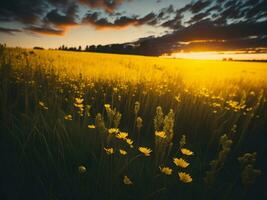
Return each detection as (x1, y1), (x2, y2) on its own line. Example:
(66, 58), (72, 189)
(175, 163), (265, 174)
(114, 131), (134, 148)
(88, 124), (96, 129)
(155, 131), (167, 139)
(108, 128), (119, 134)
(104, 147), (114, 155)
(138, 147), (152, 156)
(181, 148), (194, 156)
(74, 97), (84, 116)
(226, 100), (246, 112)
(178, 172), (192, 183)
(119, 149), (127, 155)
(116, 132), (128, 139)
(173, 158), (190, 168)
(64, 114), (72, 121)
(160, 167), (173, 175)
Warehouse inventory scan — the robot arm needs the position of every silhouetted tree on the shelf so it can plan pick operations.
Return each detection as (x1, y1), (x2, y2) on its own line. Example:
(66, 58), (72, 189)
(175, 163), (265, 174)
(33, 47), (44, 50)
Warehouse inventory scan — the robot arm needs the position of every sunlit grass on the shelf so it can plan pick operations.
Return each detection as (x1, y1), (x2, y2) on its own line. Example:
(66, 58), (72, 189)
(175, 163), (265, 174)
(0, 47), (266, 199)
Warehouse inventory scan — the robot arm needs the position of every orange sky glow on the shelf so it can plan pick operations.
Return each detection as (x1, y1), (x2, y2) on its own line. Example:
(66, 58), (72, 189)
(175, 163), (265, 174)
(164, 51), (267, 61)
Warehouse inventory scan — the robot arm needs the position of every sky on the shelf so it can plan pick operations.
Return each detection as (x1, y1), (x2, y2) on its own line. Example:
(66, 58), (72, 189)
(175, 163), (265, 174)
(0, 0), (267, 58)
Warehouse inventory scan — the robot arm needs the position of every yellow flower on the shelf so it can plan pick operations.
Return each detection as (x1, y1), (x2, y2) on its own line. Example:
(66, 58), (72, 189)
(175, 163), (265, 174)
(104, 104), (111, 109)
(75, 98), (84, 104)
(39, 101), (45, 107)
(108, 128), (119, 134)
(173, 158), (189, 168)
(113, 88), (118, 93)
(64, 114), (72, 121)
(123, 175), (133, 185)
(119, 149), (127, 155)
(116, 132), (128, 140)
(104, 147), (114, 155)
(155, 131), (167, 139)
(74, 103), (84, 108)
(88, 124), (96, 129)
(126, 138), (133, 145)
(181, 148), (194, 156)
(160, 167), (172, 175)
(250, 91), (255, 96)
(78, 165), (87, 174)
(38, 101), (48, 110)
(138, 147), (152, 156)
(126, 138), (134, 148)
(178, 172), (192, 183)
(175, 95), (181, 103)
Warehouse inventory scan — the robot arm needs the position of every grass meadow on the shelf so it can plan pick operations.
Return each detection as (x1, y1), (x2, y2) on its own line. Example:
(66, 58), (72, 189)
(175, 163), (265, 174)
(0, 47), (267, 200)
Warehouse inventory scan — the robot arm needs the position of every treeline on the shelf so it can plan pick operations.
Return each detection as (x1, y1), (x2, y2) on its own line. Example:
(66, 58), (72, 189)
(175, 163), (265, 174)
(1, 40), (169, 56)
(57, 44), (139, 55)
(57, 40), (168, 56)
(58, 45), (82, 51)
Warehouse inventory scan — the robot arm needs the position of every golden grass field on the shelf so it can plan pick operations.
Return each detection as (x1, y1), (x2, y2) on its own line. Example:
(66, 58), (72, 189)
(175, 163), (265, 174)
(0, 47), (266, 200)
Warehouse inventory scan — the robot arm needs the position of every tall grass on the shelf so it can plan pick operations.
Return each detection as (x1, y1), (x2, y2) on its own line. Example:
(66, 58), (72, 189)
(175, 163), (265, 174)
(0, 47), (266, 200)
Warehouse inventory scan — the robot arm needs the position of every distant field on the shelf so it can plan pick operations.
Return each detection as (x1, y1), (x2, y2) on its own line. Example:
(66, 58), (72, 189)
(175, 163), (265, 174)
(19, 49), (267, 81)
(0, 48), (267, 200)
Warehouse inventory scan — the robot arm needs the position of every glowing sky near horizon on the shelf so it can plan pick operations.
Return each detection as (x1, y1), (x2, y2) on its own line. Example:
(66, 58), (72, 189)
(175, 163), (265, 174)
(0, 0), (267, 60)
(168, 52), (267, 60)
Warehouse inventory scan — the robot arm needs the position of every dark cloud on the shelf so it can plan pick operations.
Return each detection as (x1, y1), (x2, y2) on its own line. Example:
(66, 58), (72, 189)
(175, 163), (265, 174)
(0, 0), (132, 34)
(245, 0), (267, 20)
(158, 5), (175, 20)
(25, 25), (65, 35)
(180, 37), (267, 52)
(207, 0), (267, 25)
(82, 12), (134, 29)
(89, 18), (267, 56)
(0, 0), (48, 23)
(47, 0), (71, 5)
(138, 12), (158, 26)
(186, 12), (209, 24)
(206, 4), (221, 13)
(133, 19), (267, 55)
(78, 0), (126, 13)
(219, 2), (244, 21)
(0, 27), (21, 34)
(44, 3), (78, 27)
(160, 0), (267, 29)
(108, 11), (126, 17)
(159, 2), (203, 29)
(167, 20), (267, 43)
(190, 0), (211, 13)
(82, 11), (157, 29)
(0, 0), (78, 35)
(160, 10), (183, 30)
(95, 16), (137, 29)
